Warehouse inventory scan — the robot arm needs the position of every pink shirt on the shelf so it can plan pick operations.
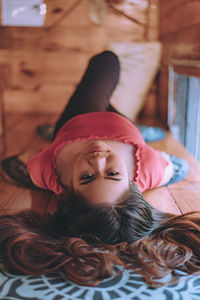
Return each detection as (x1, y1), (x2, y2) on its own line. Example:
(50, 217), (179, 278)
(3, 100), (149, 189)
(27, 112), (168, 194)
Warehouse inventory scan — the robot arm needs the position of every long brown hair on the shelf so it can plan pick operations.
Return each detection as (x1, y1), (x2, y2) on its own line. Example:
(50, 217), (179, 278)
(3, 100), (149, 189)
(1, 184), (200, 287)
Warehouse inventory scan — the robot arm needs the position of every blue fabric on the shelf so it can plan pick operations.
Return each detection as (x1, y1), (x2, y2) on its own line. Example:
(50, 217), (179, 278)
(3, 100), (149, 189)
(135, 125), (189, 186)
(1, 265), (200, 299)
(136, 124), (166, 143)
(165, 155), (189, 186)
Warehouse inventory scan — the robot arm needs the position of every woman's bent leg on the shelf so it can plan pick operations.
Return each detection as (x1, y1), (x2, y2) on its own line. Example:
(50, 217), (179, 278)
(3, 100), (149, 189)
(1, 51), (120, 188)
(53, 50), (120, 137)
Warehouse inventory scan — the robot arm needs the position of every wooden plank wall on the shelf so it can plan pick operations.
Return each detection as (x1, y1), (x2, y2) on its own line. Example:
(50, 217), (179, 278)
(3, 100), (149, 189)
(0, 0), (160, 115)
(159, 0), (200, 125)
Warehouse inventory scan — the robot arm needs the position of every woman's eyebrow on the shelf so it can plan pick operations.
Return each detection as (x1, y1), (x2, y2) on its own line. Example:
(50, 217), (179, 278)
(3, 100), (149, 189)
(79, 177), (121, 185)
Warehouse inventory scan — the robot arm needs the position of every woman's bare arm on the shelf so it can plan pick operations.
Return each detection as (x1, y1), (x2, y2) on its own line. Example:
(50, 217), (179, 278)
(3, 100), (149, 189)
(159, 152), (174, 186)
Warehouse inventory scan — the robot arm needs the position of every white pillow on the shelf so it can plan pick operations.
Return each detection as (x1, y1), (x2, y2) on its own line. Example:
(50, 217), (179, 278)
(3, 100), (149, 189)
(108, 42), (162, 121)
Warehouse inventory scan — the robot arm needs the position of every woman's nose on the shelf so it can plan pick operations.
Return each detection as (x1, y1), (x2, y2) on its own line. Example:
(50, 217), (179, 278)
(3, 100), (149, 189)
(89, 156), (106, 172)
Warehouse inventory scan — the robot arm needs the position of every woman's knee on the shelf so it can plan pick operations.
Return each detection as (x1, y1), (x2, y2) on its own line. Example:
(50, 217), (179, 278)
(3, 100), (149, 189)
(90, 50), (120, 71)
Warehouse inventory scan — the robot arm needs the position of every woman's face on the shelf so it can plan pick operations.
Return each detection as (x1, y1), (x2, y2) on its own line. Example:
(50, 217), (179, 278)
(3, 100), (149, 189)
(66, 141), (130, 205)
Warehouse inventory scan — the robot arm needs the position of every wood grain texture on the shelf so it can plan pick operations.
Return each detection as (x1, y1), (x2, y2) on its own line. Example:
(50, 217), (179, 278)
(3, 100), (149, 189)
(143, 187), (181, 215)
(159, 0), (200, 124)
(148, 132), (200, 214)
(0, 0), (159, 119)
(160, 1), (200, 37)
(2, 1), (199, 217)
(0, 113), (57, 214)
(146, 0), (159, 41)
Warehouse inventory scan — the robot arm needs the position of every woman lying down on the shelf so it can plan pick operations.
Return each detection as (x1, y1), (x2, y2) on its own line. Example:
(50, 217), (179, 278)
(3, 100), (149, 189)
(1, 51), (198, 288)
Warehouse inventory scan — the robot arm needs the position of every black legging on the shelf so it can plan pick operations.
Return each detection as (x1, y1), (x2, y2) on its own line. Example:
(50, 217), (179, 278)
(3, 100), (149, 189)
(53, 51), (120, 138)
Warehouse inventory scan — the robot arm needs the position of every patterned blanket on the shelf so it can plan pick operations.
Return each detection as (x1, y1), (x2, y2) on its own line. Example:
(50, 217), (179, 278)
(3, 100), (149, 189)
(0, 265), (200, 300)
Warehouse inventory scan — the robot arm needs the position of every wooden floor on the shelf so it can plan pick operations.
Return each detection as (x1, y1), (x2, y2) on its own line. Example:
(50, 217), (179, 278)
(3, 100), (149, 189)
(0, 112), (200, 216)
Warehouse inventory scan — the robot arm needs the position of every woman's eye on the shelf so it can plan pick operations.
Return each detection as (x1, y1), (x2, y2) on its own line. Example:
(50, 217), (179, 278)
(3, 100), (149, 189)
(81, 173), (94, 180)
(107, 171), (120, 176)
